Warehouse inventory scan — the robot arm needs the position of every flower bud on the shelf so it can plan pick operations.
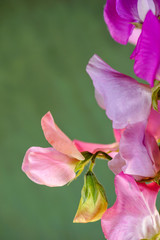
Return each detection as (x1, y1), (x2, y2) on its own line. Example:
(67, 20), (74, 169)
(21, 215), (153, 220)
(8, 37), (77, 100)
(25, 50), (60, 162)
(73, 171), (108, 223)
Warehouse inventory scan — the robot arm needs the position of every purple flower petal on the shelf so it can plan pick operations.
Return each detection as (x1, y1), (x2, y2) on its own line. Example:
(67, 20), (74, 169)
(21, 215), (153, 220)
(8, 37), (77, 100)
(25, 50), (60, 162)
(109, 122), (160, 180)
(86, 54), (152, 129)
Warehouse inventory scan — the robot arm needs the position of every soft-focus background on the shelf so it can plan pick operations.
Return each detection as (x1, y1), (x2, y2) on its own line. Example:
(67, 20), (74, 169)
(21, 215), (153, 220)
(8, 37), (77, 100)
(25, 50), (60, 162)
(1, 0), (139, 239)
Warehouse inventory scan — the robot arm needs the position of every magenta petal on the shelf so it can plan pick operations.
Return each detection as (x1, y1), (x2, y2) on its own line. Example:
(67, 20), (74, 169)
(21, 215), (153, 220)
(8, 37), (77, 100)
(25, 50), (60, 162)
(104, 0), (134, 44)
(86, 54), (152, 129)
(101, 172), (160, 240)
(131, 11), (160, 86)
(116, 0), (139, 20)
(41, 112), (84, 160)
(22, 147), (78, 187)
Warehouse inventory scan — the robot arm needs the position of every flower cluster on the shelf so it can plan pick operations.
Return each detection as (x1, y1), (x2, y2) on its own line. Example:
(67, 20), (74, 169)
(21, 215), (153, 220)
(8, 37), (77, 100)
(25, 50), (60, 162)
(22, 1), (160, 239)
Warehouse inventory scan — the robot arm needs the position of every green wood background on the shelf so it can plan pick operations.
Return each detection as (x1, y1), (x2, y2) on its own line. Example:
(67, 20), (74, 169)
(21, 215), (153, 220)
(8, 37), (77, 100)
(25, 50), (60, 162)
(1, 0), (149, 239)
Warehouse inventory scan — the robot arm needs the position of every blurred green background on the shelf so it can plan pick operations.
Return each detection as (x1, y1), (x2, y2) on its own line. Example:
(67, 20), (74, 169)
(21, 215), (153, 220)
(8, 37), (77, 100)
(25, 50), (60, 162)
(1, 0), (138, 239)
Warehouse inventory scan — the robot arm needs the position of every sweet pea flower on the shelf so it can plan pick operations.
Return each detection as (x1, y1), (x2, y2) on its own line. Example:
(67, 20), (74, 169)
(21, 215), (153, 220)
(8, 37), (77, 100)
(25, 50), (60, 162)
(104, 0), (160, 44)
(108, 121), (160, 181)
(131, 11), (160, 87)
(22, 111), (85, 187)
(22, 112), (118, 187)
(86, 54), (152, 129)
(101, 172), (160, 240)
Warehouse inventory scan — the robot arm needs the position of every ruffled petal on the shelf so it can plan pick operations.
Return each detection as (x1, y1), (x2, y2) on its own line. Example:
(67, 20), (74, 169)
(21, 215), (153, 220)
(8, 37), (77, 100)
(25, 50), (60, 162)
(41, 112), (84, 160)
(131, 11), (160, 86)
(86, 54), (152, 129)
(104, 0), (134, 44)
(109, 122), (160, 180)
(22, 147), (78, 187)
(101, 172), (160, 240)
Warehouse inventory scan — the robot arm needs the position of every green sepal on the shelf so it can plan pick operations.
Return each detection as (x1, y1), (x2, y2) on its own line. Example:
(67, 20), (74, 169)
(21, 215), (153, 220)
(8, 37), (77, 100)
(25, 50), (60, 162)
(74, 152), (92, 179)
(73, 170), (108, 223)
(141, 231), (160, 239)
(130, 22), (142, 29)
(81, 171), (107, 205)
(152, 83), (160, 111)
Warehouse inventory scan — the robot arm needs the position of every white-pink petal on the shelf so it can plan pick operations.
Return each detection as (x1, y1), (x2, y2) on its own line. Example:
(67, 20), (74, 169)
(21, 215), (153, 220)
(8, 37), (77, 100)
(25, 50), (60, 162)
(22, 147), (78, 187)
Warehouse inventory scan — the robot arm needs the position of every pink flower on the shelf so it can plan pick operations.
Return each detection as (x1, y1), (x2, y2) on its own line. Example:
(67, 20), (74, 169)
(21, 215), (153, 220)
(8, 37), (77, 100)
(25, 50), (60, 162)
(104, 0), (160, 44)
(22, 111), (84, 187)
(101, 172), (160, 240)
(131, 10), (160, 86)
(22, 112), (117, 187)
(109, 121), (160, 180)
(86, 54), (152, 129)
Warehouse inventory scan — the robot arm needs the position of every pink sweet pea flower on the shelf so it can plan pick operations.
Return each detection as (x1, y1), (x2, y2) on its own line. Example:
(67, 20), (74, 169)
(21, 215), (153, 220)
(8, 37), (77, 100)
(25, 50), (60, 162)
(22, 112), (117, 187)
(101, 172), (160, 240)
(131, 10), (160, 87)
(22, 111), (84, 187)
(109, 121), (160, 181)
(104, 0), (160, 44)
(86, 54), (152, 129)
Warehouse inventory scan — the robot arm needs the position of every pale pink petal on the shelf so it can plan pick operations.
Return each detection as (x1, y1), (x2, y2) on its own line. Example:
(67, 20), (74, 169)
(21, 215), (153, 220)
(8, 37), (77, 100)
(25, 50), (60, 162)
(101, 172), (160, 240)
(41, 112), (84, 160)
(86, 54), (152, 129)
(113, 129), (125, 142)
(22, 147), (78, 187)
(73, 139), (118, 157)
(128, 27), (141, 45)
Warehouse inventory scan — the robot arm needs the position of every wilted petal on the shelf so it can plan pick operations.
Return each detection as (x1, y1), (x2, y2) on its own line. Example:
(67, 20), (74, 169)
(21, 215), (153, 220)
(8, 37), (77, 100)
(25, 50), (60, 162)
(86, 54), (152, 129)
(41, 112), (84, 160)
(22, 147), (78, 187)
(131, 11), (160, 86)
(101, 172), (160, 240)
(104, 0), (134, 44)
(73, 139), (118, 157)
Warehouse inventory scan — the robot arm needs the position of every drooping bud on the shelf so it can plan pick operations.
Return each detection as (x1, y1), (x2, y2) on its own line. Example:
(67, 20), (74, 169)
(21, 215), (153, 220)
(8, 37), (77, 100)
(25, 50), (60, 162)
(73, 171), (108, 223)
